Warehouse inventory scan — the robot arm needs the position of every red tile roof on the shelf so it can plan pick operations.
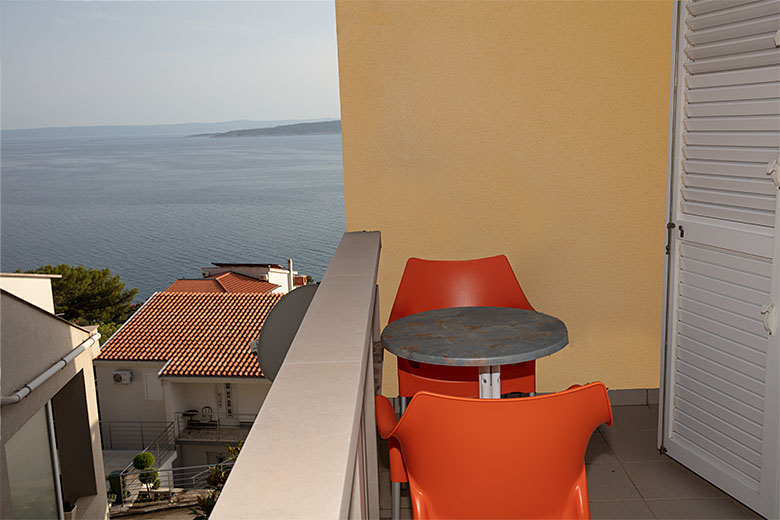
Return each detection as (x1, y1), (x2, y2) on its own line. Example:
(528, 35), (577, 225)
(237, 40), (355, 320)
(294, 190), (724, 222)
(166, 272), (279, 294)
(97, 292), (282, 378)
(165, 279), (224, 293)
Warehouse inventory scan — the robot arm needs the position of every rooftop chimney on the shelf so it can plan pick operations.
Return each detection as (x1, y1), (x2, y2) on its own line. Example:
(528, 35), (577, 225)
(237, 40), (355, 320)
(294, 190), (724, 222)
(288, 258), (294, 293)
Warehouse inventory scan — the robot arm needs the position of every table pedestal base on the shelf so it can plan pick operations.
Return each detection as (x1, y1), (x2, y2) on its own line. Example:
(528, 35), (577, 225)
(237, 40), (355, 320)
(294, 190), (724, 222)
(479, 365), (501, 399)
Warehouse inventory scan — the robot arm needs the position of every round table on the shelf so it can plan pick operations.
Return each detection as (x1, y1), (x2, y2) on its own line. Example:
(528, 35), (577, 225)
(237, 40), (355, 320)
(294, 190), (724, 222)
(381, 306), (568, 398)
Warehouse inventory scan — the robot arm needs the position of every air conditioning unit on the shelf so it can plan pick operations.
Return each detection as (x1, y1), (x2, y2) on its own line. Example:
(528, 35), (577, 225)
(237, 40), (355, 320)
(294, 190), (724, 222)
(112, 370), (133, 384)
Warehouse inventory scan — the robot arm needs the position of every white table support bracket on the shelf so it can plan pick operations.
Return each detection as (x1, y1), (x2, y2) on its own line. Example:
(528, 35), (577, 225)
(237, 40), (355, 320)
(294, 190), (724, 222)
(479, 365), (501, 399)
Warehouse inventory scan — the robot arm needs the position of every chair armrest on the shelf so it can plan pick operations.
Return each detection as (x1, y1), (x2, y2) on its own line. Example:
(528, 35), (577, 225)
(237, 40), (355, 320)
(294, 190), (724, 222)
(375, 395), (399, 439)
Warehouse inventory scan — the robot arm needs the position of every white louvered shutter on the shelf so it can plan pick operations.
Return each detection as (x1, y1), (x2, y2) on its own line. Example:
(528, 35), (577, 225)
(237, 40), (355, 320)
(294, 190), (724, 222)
(662, 1), (780, 518)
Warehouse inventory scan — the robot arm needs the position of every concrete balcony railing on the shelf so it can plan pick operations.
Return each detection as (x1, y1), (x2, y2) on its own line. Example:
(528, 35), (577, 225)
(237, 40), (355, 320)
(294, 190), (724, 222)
(212, 231), (382, 519)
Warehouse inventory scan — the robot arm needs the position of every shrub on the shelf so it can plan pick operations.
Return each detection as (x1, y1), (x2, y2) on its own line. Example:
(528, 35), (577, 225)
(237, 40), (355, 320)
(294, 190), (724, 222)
(133, 452), (160, 499)
(132, 452), (155, 470)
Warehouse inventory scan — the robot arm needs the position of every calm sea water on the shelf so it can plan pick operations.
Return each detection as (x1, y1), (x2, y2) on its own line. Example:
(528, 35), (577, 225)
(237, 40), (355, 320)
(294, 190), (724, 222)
(1, 134), (346, 300)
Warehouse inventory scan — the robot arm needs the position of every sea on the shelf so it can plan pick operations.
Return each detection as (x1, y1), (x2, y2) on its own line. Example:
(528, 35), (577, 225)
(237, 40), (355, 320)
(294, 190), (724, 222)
(0, 133), (346, 300)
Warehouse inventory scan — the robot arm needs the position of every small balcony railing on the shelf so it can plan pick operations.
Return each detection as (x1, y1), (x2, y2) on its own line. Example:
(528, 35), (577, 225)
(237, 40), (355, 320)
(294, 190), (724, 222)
(100, 420), (173, 451)
(175, 410), (257, 443)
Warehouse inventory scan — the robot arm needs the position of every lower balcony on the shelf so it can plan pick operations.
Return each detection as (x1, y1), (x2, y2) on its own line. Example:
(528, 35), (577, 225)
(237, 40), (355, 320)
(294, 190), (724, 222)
(175, 410), (256, 444)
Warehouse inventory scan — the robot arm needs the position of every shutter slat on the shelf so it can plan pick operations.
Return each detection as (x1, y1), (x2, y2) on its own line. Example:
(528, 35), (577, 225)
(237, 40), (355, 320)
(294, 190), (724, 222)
(680, 296), (770, 337)
(683, 173), (778, 195)
(681, 255), (771, 289)
(676, 396), (762, 454)
(682, 244), (772, 276)
(687, 15), (780, 44)
(686, 32), (780, 59)
(685, 48), (780, 74)
(677, 357), (765, 410)
(686, 83), (780, 103)
(678, 321), (767, 373)
(688, 0), (769, 17)
(678, 334), (765, 388)
(682, 186), (777, 211)
(685, 116), (780, 131)
(684, 159), (776, 177)
(687, 0), (780, 30)
(677, 371), (763, 424)
(685, 99), (780, 116)
(681, 242), (773, 276)
(676, 384), (762, 440)
(679, 308), (768, 352)
(687, 65), (780, 88)
(682, 200), (776, 226)
(673, 417), (762, 482)
(678, 345), (764, 399)
(683, 145), (779, 162)
(683, 131), (780, 147)
(681, 283), (767, 320)
(682, 268), (774, 305)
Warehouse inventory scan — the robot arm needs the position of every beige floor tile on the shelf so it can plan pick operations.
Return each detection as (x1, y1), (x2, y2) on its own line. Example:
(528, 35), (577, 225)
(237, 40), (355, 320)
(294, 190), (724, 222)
(586, 460), (642, 502)
(589, 500), (655, 519)
(586, 431), (617, 464)
(601, 405), (658, 432)
(379, 470), (390, 510)
(600, 430), (667, 462)
(623, 460), (728, 500)
(647, 498), (744, 519)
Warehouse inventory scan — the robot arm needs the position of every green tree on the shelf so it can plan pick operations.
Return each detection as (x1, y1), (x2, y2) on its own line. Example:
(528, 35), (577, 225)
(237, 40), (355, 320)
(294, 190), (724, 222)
(19, 264), (138, 343)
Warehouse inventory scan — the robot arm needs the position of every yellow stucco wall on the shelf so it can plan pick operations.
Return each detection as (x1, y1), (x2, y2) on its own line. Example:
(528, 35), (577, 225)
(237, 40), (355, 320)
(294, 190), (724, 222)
(336, 0), (673, 394)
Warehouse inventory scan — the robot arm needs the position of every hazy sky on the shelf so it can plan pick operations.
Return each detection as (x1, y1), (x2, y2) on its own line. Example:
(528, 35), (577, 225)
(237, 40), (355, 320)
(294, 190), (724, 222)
(0, 1), (341, 130)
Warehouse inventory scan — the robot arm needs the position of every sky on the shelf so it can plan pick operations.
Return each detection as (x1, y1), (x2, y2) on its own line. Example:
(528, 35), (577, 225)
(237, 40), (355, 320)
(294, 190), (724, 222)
(0, 1), (341, 130)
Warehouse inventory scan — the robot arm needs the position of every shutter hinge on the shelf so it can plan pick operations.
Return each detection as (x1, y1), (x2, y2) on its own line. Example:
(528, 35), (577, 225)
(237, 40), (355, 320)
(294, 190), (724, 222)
(767, 158), (780, 189)
(761, 303), (777, 336)
(665, 222), (676, 255)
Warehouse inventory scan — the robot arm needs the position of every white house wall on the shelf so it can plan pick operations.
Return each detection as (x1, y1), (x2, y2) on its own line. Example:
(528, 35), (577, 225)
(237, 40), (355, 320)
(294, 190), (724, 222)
(163, 379), (271, 421)
(95, 362), (167, 424)
(234, 381), (271, 415)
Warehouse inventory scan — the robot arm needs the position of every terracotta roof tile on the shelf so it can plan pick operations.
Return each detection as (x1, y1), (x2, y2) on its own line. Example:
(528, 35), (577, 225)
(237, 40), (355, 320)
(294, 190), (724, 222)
(97, 292), (282, 378)
(166, 273), (279, 294)
(165, 279), (224, 293)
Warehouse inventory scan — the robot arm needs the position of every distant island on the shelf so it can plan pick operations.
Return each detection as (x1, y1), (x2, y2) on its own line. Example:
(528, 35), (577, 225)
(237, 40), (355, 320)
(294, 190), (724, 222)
(194, 120), (341, 138)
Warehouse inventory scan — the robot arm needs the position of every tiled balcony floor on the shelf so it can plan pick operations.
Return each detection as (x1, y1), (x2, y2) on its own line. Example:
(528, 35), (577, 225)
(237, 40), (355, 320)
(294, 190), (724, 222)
(378, 404), (764, 519)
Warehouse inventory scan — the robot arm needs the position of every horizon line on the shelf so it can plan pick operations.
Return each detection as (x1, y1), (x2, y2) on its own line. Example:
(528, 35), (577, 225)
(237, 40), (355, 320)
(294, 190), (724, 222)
(1, 117), (342, 132)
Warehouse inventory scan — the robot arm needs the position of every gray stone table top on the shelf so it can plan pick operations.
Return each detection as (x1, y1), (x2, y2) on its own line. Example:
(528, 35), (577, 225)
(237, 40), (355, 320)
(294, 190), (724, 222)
(381, 306), (568, 367)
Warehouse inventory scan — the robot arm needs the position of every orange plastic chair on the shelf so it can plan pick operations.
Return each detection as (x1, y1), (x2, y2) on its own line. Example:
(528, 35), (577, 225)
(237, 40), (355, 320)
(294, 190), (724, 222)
(387, 255), (538, 516)
(376, 382), (613, 519)
(389, 255), (537, 399)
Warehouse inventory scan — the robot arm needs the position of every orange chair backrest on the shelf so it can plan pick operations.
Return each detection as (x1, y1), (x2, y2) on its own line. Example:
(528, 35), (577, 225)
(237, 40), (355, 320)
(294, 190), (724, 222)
(381, 383), (612, 519)
(388, 255), (534, 323)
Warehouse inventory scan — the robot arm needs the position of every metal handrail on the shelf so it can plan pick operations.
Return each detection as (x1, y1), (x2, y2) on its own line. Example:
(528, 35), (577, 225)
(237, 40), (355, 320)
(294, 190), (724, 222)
(119, 422), (176, 473)
(175, 410), (257, 436)
(114, 422), (177, 504)
(113, 461), (235, 506)
(100, 420), (172, 450)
